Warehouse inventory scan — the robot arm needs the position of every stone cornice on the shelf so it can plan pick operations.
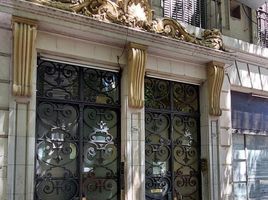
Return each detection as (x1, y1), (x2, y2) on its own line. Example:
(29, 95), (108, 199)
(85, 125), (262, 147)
(0, 0), (236, 64)
(22, 0), (224, 51)
(2, 0), (224, 48)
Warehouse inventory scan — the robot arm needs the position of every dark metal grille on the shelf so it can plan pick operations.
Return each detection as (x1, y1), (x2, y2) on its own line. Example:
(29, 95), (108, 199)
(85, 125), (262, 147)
(35, 58), (121, 200)
(257, 3), (268, 48)
(145, 77), (200, 200)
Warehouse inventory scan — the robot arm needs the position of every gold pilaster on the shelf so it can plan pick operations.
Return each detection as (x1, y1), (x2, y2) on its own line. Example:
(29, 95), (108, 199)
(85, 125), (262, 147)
(207, 61), (225, 116)
(12, 16), (37, 97)
(127, 43), (147, 109)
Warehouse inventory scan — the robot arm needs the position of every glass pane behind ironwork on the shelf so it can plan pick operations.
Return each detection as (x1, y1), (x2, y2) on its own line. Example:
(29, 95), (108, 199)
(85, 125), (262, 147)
(36, 58), (120, 200)
(83, 68), (120, 105)
(145, 78), (170, 110)
(145, 112), (172, 199)
(173, 115), (199, 200)
(37, 60), (79, 100)
(37, 59), (120, 105)
(83, 107), (119, 199)
(173, 83), (199, 113)
(35, 102), (79, 199)
(145, 77), (200, 200)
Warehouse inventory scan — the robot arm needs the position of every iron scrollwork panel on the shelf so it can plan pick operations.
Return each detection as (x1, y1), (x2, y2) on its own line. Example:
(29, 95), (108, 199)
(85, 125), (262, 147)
(145, 112), (172, 200)
(83, 107), (119, 200)
(145, 78), (170, 110)
(37, 60), (79, 100)
(35, 58), (121, 200)
(35, 101), (79, 200)
(173, 83), (199, 114)
(173, 115), (199, 200)
(83, 68), (120, 105)
(145, 77), (200, 200)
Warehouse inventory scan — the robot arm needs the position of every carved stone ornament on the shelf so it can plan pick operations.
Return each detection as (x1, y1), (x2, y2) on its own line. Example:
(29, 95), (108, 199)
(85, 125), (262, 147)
(128, 42), (147, 109)
(207, 61), (225, 116)
(27, 0), (224, 50)
(12, 16), (37, 97)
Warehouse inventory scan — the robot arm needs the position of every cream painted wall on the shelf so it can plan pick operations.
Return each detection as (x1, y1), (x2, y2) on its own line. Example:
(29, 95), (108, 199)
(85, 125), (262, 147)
(207, 0), (253, 43)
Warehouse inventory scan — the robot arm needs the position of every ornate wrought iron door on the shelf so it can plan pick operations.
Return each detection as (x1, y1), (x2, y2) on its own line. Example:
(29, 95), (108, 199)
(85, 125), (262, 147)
(35, 58), (121, 200)
(145, 77), (200, 200)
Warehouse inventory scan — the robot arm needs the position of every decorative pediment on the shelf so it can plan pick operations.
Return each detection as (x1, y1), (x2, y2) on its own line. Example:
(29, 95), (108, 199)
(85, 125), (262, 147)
(27, 0), (224, 50)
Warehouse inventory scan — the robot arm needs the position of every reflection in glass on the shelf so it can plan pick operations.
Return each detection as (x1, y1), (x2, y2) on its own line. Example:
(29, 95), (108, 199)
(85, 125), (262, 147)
(233, 134), (268, 200)
(234, 183), (247, 200)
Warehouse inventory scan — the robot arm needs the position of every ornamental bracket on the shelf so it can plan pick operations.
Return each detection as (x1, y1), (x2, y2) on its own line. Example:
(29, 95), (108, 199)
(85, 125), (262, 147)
(127, 42), (147, 109)
(12, 16), (37, 97)
(207, 61), (225, 116)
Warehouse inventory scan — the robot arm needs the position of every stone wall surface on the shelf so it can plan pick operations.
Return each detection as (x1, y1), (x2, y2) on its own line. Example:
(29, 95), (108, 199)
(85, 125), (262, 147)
(0, 12), (11, 200)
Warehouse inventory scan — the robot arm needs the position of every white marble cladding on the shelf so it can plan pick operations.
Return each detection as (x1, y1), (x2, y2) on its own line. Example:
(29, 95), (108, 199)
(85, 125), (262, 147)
(0, 12), (11, 200)
(219, 75), (233, 199)
(226, 60), (268, 92)
(147, 54), (207, 84)
(36, 31), (127, 69)
(7, 56), (37, 200)
(2, 3), (267, 200)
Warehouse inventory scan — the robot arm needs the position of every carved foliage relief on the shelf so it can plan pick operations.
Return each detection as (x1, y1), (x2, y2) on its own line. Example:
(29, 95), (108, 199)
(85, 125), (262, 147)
(28, 0), (224, 50)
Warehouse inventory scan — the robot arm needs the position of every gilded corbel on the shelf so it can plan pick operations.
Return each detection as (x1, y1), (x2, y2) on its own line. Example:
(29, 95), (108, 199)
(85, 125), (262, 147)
(207, 61), (225, 116)
(127, 43), (147, 109)
(12, 16), (37, 97)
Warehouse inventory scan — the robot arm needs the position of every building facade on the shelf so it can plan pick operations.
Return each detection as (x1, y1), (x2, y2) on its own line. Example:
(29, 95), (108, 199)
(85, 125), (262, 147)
(0, 0), (268, 199)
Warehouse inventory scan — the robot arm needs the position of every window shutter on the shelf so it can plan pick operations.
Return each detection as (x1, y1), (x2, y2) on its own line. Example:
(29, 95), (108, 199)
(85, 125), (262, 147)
(173, 0), (183, 21)
(200, 0), (206, 28)
(194, 0), (201, 26)
(163, 0), (203, 27)
(187, 0), (193, 24)
(163, 0), (172, 18)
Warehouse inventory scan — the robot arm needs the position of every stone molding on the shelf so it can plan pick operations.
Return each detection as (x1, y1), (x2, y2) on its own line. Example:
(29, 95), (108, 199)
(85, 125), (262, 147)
(12, 16), (37, 97)
(128, 42), (147, 108)
(26, 0), (224, 50)
(207, 61), (225, 116)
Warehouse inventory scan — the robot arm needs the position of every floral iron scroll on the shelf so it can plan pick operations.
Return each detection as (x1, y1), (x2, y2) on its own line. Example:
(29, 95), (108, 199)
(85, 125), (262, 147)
(28, 0), (224, 50)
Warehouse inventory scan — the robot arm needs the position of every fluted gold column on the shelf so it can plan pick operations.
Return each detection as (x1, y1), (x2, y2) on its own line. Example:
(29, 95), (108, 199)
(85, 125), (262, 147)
(127, 43), (147, 109)
(207, 61), (225, 116)
(12, 16), (37, 97)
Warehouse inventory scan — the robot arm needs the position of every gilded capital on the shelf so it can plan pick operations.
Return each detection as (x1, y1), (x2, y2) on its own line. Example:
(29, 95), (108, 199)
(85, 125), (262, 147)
(12, 16), (37, 97)
(207, 61), (225, 116)
(127, 42), (147, 108)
